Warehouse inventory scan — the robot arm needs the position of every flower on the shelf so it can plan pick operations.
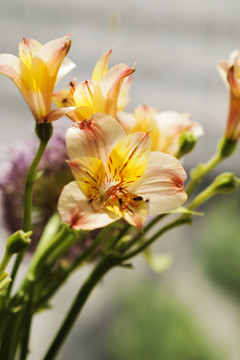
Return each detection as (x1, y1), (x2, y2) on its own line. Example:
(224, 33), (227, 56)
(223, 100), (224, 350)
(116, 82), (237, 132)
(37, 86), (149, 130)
(58, 114), (187, 231)
(218, 50), (240, 141)
(0, 35), (75, 123)
(118, 105), (203, 156)
(52, 50), (134, 122)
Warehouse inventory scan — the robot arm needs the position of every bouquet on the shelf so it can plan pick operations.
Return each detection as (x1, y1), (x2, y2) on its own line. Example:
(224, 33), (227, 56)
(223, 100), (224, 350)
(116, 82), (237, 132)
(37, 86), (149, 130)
(0, 34), (239, 360)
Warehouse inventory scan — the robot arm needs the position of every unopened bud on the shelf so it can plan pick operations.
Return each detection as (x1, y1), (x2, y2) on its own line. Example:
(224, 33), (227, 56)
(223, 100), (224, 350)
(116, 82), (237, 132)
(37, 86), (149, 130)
(6, 230), (32, 254)
(218, 137), (237, 158)
(177, 132), (197, 158)
(35, 123), (53, 142)
(211, 172), (240, 194)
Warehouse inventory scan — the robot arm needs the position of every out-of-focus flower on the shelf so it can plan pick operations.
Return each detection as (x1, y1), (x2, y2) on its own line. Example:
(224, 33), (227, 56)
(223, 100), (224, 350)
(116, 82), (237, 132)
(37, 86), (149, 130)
(52, 50), (134, 122)
(218, 50), (240, 141)
(0, 35), (75, 123)
(58, 114), (187, 231)
(0, 124), (73, 250)
(118, 105), (203, 156)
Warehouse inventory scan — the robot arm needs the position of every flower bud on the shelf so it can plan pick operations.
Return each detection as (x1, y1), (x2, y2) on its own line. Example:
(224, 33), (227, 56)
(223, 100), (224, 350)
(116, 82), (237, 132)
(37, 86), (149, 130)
(6, 230), (32, 254)
(218, 137), (238, 158)
(177, 132), (197, 158)
(211, 172), (240, 194)
(35, 123), (53, 142)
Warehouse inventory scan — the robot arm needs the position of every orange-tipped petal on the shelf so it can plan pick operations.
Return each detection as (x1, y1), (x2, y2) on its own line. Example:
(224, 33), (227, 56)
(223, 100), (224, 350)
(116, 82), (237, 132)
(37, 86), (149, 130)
(18, 38), (42, 69)
(91, 49), (112, 81)
(31, 35), (72, 114)
(93, 64), (135, 118)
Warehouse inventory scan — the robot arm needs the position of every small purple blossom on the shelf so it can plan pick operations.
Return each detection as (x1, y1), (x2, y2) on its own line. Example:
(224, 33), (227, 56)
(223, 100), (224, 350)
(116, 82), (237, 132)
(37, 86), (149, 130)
(0, 123), (73, 251)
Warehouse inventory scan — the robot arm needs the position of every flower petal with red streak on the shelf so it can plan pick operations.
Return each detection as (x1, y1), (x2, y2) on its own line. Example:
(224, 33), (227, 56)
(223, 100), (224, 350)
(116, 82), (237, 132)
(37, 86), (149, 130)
(58, 181), (119, 230)
(129, 152), (187, 215)
(66, 113), (126, 166)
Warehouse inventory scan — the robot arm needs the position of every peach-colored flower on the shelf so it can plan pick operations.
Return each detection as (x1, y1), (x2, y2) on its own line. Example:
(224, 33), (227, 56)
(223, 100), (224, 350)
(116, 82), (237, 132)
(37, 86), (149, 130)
(0, 35), (75, 123)
(118, 105), (203, 156)
(218, 50), (240, 140)
(58, 114), (187, 231)
(52, 50), (134, 122)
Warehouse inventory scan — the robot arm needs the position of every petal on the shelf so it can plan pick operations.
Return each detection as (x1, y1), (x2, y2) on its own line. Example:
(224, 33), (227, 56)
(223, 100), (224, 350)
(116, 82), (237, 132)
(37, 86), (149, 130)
(117, 111), (136, 133)
(107, 194), (148, 230)
(117, 76), (133, 111)
(66, 113), (126, 166)
(107, 132), (151, 184)
(31, 35), (72, 114)
(91, 49), (112, 81)
(154, 111), (203, 155)
(73, 80), (96, 108)
(58, 181), (119, 230)
(122, 202), (148, 230)
(93, 64), (135, 118)
(41, 106), (77, 123)
(56, 57), (76, 83)
(0, 53), (32, 93)
(18, 38), (42, 69)
(66, 106), (94, 122)
(132, 105), (160, 150)
(0, 54), (38, 116)
(68, 157), (106, 201)
(217, 60), (229, 89)
(129, 152), (187, 215)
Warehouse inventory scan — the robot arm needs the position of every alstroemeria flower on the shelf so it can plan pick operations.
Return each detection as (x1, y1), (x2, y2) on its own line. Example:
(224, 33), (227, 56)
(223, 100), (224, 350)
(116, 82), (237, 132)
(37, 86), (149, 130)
(52, 50), (134, 122)
(58, 113), (187, 230)
(218, 50), (240, 140)
(118, 105), (203, 156)
(0, 35), (75, 123)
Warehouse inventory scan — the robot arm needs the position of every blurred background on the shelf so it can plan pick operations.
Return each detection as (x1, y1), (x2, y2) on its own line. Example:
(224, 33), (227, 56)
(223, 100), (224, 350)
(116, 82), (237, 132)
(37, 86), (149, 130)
(0, 0), (240, 359)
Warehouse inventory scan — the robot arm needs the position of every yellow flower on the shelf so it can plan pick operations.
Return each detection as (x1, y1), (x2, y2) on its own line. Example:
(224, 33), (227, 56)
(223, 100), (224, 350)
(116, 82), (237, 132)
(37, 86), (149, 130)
(0, 35), (75, 122)
(218, 50), (240, 141)
(118, 105), (203, 156)
(58, 114), (187, 230)
(52, 50), (134, 122)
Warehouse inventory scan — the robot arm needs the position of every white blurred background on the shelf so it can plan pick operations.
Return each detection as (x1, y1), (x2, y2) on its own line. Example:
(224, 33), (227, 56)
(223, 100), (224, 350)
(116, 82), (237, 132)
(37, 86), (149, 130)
(1, 1), (240, 359)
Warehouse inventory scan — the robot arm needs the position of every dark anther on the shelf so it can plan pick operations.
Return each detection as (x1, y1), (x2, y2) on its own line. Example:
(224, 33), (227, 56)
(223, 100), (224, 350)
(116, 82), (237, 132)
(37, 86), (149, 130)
(133, 196), (143, 201)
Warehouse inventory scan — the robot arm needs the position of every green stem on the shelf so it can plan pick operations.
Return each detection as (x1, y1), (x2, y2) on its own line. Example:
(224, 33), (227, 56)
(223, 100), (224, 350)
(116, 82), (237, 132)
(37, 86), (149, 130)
(43, 254), (120, 360)
(119, 214), (166, 253)
(19, 226), (70, 293)
(186, 153), (221, 196)
(8, 135), (50, 294)
(34, 226), (115, 310)
(0, 252), (12, 279)
(121, 215), (191, 262)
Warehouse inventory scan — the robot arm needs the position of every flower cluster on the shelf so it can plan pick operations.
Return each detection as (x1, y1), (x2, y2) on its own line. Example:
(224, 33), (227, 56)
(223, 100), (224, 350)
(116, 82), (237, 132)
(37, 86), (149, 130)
(0, 35), (200, 231)
(0, 34), (240, 360)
